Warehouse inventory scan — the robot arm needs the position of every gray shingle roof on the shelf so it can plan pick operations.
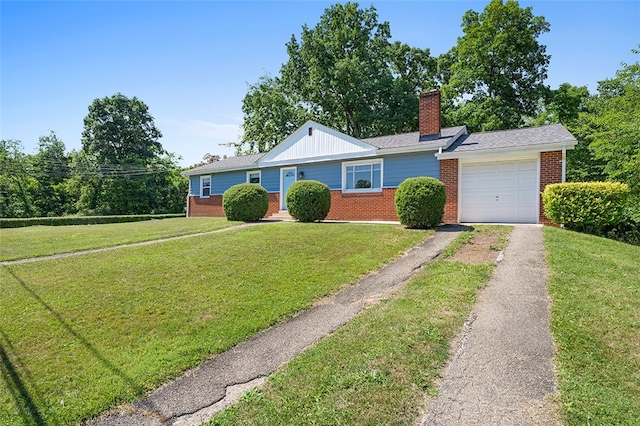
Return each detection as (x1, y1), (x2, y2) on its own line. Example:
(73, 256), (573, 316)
(362, 126), (466, 149)
(445, 124), (577, 153)
(182, 153), (265, 176)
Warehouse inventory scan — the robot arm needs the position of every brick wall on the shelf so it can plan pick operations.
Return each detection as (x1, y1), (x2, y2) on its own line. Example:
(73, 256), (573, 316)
(539, 151), (563, 225)
(187, 193), (280, 218)
(439, 158), (458, 223)
(326, 188), (399, 221)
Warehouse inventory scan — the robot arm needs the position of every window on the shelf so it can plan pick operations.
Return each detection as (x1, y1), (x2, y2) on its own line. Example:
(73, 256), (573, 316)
(343, 159), (382, 192)
(200, 176), (211, 197)
(247, 170), (261, 184)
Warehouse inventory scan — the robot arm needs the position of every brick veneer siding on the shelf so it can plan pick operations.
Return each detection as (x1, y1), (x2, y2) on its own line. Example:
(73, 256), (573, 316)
(187, 193), (280, 218)
(439, 158), (459, 223)
(325, 188), (399, 221)
(539, 150), (563, 225)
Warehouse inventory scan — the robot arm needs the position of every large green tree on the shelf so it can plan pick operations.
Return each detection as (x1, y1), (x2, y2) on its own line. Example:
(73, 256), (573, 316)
(585, 52), (640, 193)
(77, 93), (185, 215)
(228, 74), (310, 155)
(442, 0), (550, 131)
(234, 2), (436, 154)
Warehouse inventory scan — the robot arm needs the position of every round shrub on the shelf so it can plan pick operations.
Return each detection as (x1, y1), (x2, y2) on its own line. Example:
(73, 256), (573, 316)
(394, 177), (446, 229)
(222, 183), (269, 221)
(286, 180), (331, 222)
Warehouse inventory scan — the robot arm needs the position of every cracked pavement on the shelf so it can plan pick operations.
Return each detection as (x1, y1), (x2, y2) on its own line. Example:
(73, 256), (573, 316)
(422, 225), (560, 426)
(87, 225), (464, 426)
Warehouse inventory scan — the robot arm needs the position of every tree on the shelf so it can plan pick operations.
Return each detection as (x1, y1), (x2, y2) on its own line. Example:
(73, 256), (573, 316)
(77, 93), (186, 215)
(0, 139), (38, 217)
(442, 0), (550, 131)
(31, 131), (73, 216)
(586, 52), (640, 193)
(230, 74), (310, 155)
(233, 2), (436, 154)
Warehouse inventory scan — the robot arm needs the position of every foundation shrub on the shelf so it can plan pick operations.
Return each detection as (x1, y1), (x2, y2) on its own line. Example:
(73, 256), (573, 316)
(286, 180), (331, 222)
(394, 177), (445, 229)
(222, 183), (269, 221)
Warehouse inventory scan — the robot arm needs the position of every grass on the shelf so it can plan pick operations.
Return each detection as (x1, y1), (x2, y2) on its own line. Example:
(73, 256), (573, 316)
(207, 227), (500, 425)
(0, 223), (428, 426)
(545, 227), (640, 424)
(0, 217), (240, 261)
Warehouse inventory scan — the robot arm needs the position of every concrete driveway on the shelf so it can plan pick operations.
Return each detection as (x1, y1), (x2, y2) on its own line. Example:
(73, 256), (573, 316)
(422, 225), (560, 425)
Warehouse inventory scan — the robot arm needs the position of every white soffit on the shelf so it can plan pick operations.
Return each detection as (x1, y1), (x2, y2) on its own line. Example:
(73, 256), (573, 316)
(258, 121), (376, 166)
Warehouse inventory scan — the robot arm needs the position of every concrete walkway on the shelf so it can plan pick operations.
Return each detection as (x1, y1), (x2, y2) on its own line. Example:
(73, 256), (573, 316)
(422, 225), (560, 425)
(89, 225), (464, 426)
(0, 222), (270, 266)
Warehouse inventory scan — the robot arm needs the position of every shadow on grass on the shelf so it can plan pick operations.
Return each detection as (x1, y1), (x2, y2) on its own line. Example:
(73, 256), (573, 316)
(2, 266), (143, 424)
(0, 328), (45, 426)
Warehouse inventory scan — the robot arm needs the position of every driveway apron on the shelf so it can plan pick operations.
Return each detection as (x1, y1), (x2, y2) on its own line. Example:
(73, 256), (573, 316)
(423, 225), (559, 425)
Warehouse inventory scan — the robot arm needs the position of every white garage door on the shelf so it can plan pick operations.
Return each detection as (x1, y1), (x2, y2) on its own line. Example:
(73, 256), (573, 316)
(460, 158), (538, 223)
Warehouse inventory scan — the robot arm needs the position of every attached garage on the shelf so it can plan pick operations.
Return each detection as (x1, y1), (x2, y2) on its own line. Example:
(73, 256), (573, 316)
(459, 157), (538, 223)
(437, 125), (578, 224)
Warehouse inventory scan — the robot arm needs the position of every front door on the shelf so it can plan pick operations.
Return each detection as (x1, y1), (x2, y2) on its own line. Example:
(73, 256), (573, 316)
(280, 167), (297, 210)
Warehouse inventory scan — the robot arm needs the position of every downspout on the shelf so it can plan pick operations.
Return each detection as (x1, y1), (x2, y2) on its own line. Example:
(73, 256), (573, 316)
(561, 146), (567, 183)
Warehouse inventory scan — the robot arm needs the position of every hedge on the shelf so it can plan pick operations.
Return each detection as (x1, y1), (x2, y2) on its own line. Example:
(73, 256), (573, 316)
(0, 214), (185, 228)
(285, 180), (331, 222)
(222, 183), (269, 221)
(394, 177), (446, 229)
(542, 182), (630, 233)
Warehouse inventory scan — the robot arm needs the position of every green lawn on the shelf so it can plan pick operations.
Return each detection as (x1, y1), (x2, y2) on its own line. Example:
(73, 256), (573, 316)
(545, 227), (640, 424)
(0, 217), (239, 261)
(208, 226), (508, 425)
(0, 223), (428, 425)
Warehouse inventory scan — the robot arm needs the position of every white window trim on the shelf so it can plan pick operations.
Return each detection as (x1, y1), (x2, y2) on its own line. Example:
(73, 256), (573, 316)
(246, 170), (262, 184)
(342, 158), (383, 193)
(200, 175), (211, 198)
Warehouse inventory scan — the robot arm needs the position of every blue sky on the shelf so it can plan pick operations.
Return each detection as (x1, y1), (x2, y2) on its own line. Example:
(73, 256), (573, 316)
(2, 1), (638, 168)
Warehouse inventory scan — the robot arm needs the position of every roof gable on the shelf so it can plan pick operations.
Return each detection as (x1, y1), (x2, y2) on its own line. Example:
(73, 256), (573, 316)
(258, 121), (377, 166)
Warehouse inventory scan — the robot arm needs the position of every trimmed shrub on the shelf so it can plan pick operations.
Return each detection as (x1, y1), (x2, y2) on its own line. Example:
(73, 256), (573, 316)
(222, 183), (269, 221)
(286, 180), (331, 222)
(542, 182), (630, 233)
(0, 214), (184, 228)
(394, 177), (446, 229)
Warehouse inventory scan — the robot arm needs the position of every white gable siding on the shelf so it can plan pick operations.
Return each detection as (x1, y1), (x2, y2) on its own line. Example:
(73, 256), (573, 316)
(259, 121), (376, 166)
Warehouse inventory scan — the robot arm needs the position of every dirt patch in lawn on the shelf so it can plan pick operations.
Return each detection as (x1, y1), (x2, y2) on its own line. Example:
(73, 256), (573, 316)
(448, 227), (511, 264)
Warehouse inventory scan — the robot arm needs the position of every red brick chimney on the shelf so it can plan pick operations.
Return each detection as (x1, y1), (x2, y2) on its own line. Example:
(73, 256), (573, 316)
(419, 90), (441, 139)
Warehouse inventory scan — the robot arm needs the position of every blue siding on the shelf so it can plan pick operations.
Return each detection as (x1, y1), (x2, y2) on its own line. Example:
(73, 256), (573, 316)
(297, 161), (342, 190)
(189, 152), (439, 197)
(212, 171), (246, 195)
(190, 176), (200, 196)
(383, 152), (439, 188)
(261, 168), (280, 192)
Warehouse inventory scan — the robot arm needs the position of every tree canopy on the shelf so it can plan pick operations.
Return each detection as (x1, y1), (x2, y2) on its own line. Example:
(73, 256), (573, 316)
(233, 2), (436, 154)
(441, 0), (551, 131)
(82, 93), (165, 164)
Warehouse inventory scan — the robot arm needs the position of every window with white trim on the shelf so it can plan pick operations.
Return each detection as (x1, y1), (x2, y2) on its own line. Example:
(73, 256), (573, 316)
(247, 170), (261, 184)
(342, 159), (383, 192)
(200, 176), (211, 197)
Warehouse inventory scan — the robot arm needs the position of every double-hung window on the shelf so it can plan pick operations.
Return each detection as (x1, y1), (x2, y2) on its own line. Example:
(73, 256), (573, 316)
(247, 170), (261, 184)
(200, 176), (211, 197)
(342, 159), (383, 192)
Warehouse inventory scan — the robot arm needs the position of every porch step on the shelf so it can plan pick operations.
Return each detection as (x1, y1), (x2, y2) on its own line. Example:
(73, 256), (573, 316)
(268, 210), (294, 221)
